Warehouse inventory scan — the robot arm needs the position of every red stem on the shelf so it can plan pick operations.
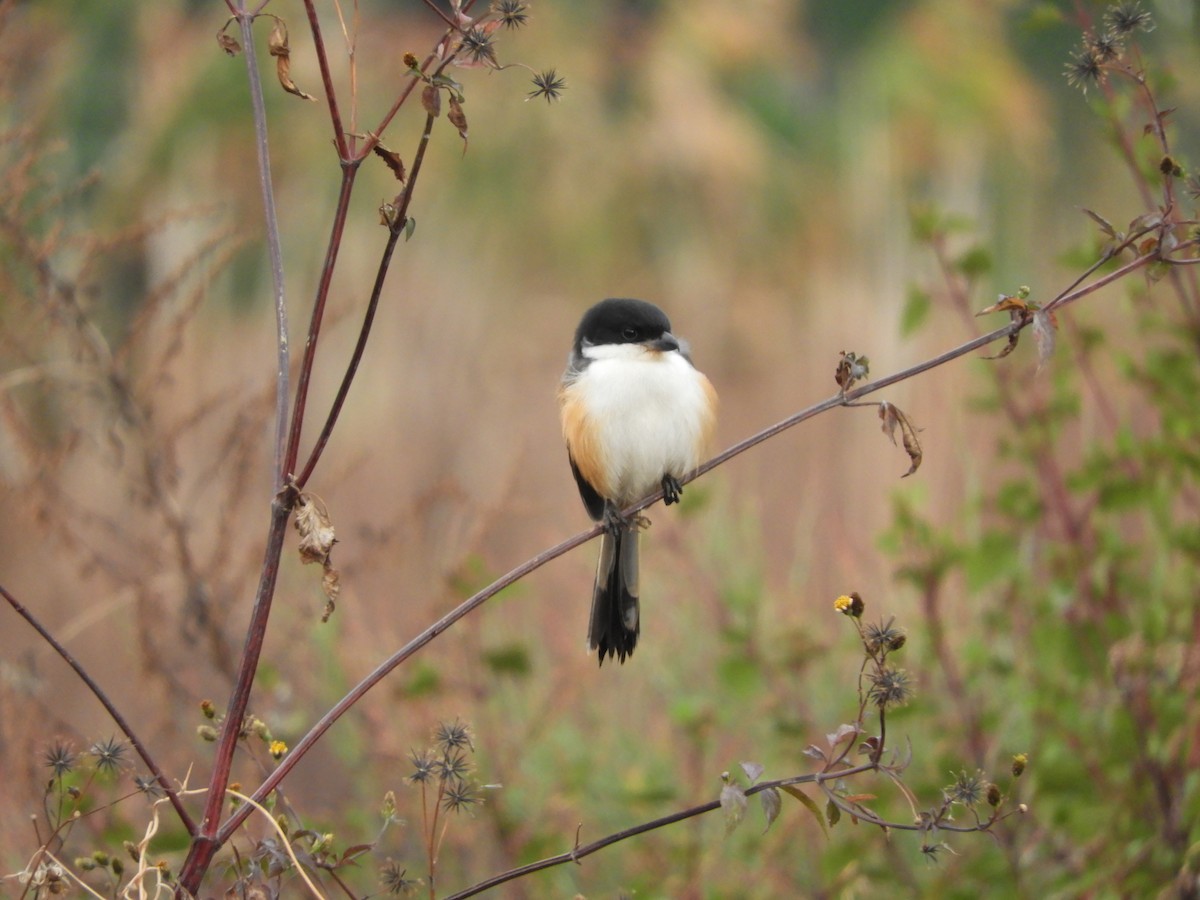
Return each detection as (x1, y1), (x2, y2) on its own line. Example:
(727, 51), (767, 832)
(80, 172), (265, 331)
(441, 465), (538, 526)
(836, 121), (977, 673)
(303, 0), (348, 159)
(176, 494), (292, 894)
(281, 167), (359, 480)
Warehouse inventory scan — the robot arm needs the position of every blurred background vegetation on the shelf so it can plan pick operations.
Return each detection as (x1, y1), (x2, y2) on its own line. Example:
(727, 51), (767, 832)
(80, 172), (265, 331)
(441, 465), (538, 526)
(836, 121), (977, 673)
(1, 0), (1198, 896)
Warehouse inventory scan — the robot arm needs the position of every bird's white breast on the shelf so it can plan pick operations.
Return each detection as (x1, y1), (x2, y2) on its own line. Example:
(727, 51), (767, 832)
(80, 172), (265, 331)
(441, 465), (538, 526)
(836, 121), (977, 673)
(571, 346), (714, 505)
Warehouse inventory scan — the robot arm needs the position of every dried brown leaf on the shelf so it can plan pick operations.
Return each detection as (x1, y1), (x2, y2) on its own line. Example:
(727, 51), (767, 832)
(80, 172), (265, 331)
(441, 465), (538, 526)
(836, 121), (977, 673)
(422, 84), (442, 118)
(975, 295), (1030, 317)
(843, 792), (877, 805)
(294, 493), (336, 565)
(448, 96), (468, 150)
(321, 566), (340, 622)
(294, 494), (341, 620)
(879, 401), (923, 477)
(269, 19), (316, 101)
(835, 351), (869, 392)
(217, 30), (242, 56)
(983, 330), (1021, 360)
(372, 145), (407, 182)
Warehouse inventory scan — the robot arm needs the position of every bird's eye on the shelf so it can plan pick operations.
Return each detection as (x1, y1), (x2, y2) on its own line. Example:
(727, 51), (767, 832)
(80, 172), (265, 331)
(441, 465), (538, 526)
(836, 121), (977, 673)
(621, 326), (638, 341)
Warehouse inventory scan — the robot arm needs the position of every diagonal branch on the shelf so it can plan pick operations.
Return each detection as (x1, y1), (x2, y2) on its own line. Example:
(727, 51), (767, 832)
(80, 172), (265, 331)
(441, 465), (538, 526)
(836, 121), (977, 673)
(0, 584), (194, 833)
(223, 309), (1043, 841)
(443, 763), (887, 899)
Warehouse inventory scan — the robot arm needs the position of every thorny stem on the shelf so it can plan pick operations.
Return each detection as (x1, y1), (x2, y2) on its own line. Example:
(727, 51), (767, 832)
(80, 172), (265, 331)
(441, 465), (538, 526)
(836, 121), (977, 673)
(0, 585), (194, 834)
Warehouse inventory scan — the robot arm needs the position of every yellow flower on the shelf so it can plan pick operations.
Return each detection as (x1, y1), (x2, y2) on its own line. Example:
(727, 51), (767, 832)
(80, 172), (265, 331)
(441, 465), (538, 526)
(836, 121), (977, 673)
(269, 740), (288, 760)
(834, 592), (865, 617)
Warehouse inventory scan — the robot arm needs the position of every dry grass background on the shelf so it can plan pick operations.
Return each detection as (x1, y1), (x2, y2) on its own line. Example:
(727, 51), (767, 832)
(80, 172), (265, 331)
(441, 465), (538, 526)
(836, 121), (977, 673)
(1, 0), (1197, 896)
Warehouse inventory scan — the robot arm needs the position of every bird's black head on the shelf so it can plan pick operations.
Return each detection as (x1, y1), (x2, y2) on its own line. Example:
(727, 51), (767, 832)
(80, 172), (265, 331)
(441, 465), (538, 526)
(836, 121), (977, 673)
(574, 298), (674, 351)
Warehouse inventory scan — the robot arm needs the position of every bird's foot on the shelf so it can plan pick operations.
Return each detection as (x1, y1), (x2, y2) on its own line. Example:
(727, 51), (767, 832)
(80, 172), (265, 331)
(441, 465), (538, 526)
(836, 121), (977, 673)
(602, 506), (651, 535)
(662, 474), (684, 505)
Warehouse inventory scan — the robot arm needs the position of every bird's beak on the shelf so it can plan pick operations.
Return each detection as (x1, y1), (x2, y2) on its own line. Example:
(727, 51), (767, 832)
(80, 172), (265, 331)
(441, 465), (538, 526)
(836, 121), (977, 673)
(647, 332), (680, 353)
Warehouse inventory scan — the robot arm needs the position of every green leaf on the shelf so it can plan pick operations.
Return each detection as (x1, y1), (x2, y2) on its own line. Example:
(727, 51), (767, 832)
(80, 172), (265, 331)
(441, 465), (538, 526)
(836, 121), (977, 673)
(483, 643), (532, 677)
(955, 245), (992, 279)
(826, 798), (841, 827)
(717, 653), (763, 698)
(399, 662), (440, 697)
(759, 787), (782, 833)
(780, 784), (829, 839)
(900, 286), (931, 337)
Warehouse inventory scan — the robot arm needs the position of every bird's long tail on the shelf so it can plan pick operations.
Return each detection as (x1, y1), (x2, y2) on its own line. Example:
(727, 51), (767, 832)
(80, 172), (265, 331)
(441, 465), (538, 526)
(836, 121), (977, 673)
(588, 522), (640, 664)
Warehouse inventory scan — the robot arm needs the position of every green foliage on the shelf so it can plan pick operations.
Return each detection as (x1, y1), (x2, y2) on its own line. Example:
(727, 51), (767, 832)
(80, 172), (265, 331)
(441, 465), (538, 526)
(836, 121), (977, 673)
(881, 251), (1200, 896)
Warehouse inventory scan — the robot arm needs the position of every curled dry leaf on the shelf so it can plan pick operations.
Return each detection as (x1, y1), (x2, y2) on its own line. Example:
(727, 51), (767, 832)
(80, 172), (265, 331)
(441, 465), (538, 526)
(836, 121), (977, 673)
(321, 567), (340, 623)
(372, 144), (407, 182)
(835, 351), (870, 392)
(378, 201), (400, 229)
(268, 18), (316, 102)
(447, 96), (468, 151)
(217, 29), (242, 56)
(879, 401), (923, 478)
(294, 493), (340, 619)
(975, 294), (1031, 317)
(294, 493), (335, 564)
(984, 329), (1021, 360)
(421, 84), (442, 118)
(977, 293), (1035, 361)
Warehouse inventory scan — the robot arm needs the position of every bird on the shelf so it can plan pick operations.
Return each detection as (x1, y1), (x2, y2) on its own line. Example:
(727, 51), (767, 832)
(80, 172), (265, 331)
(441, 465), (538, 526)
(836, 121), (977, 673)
(558, 298), (717, 664)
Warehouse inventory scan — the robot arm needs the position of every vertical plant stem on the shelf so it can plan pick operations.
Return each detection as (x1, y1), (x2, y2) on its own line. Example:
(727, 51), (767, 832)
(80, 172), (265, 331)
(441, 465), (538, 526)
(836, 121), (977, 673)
(235, 4), (291, 490)
(177, 494), (292, 895)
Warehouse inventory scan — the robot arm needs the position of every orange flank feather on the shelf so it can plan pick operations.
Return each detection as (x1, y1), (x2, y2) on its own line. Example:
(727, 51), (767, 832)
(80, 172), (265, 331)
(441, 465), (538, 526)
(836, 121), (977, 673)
(558, 383), (611, 502)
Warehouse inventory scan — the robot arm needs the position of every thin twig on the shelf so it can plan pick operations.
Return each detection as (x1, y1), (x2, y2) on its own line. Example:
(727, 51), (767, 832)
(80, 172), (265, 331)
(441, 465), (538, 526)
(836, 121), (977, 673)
(224, 314), (1035, 840)
(297, 112), (438, 488)
(235, 6), (291, 491)
(0, 584), (194, 833)
(442, 763), (887, 899)
(303, 0), (348, 159)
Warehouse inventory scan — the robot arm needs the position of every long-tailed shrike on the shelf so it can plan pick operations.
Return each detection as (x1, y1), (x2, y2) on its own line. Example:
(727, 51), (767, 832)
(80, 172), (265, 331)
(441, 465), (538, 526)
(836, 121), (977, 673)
(558, 298), (717, 664)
